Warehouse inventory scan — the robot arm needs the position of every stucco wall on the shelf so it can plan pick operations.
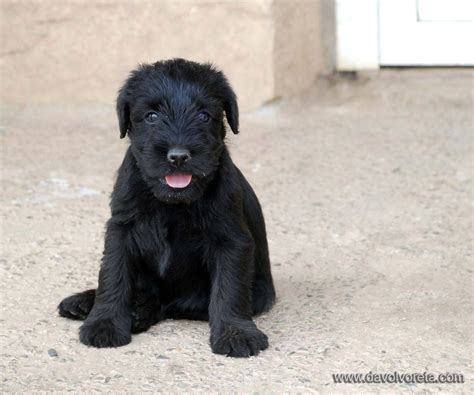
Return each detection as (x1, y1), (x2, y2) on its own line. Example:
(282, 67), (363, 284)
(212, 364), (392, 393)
(1, 0), (334, 111)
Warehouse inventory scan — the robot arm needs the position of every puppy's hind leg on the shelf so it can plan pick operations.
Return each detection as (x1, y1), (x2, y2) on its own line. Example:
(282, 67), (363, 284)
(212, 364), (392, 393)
(130, 285), (163, 334)
(59, 287), (163, 332)
(239, 170), (276, 316)
(163, 292), (210, 321)
(58, 289), (96, 320)
(252, 277), (276, 316)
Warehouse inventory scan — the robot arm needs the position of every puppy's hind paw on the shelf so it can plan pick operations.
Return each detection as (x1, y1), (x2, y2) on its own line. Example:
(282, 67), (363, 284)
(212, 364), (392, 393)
(211, 324), (269, 358)
(131, 307), (161, 334)
(80, 318), (131, 348)
(58, 289), (95, 320)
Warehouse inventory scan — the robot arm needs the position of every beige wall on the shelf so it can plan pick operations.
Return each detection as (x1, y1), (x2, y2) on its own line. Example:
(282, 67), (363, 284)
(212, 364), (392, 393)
(1, 0), (334, 111)
(273, 0), (329, 99)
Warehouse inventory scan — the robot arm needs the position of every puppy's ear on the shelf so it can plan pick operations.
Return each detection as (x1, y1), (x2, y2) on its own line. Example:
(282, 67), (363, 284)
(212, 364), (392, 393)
(116, 84), (130, 139)
(214, 68), (239, 134)
(223, 87), (239, 135)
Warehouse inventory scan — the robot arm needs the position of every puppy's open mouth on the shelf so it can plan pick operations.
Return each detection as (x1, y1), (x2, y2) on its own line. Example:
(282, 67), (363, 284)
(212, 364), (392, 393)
(165, 173), (193, 189)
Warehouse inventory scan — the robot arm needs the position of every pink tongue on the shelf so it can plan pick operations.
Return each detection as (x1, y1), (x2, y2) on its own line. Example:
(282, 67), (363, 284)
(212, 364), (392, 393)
(165, 173), (192, 188)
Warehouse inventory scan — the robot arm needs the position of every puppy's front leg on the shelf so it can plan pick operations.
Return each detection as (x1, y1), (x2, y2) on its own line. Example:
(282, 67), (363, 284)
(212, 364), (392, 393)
(208, 234), (268, 357)
(79, 221), (133, 348)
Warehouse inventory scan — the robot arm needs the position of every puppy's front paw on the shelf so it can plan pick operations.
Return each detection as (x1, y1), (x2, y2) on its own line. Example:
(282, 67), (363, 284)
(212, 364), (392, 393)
(211, 323), (268, 358)
(80, 318), (131, 348)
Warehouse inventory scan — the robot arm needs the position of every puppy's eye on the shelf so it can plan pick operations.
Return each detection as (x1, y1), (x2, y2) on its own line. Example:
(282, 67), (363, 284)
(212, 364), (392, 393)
(197, 111), (210, 123)
(145, 112), (159, 123)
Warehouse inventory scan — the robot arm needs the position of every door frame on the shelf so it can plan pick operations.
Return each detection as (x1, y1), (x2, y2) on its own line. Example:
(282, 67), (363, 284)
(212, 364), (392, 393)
(336, 0), (380, 70)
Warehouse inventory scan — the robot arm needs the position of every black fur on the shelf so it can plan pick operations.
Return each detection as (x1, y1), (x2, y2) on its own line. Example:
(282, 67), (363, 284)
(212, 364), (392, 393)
(58, 59), (275, 357)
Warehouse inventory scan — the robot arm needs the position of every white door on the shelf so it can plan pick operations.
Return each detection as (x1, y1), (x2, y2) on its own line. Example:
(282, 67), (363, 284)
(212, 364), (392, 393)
(379, 0), (474, 65)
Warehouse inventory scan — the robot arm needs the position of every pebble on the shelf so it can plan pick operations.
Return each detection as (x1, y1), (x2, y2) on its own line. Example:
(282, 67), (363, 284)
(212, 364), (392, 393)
(317, 347), (327, 354)
(47, 348), (58, 357)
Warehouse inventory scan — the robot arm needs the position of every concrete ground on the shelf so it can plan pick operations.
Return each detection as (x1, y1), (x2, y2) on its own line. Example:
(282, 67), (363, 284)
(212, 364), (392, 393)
(1, 70), (472, 393)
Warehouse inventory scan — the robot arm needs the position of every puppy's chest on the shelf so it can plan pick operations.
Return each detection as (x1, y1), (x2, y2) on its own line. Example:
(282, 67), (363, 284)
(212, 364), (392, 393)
(136, 213), (205, 278)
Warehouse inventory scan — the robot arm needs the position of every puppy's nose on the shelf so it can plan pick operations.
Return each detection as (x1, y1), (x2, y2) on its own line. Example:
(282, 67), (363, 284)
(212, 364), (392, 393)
(167, 147), (191, 166)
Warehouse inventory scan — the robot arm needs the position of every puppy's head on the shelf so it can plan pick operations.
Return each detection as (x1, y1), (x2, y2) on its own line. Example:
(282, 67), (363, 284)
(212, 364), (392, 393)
(116, 58), (239, 204)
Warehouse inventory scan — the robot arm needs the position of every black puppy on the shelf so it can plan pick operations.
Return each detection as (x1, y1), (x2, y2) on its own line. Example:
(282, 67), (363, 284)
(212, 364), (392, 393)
(58, 59), (275, 357)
